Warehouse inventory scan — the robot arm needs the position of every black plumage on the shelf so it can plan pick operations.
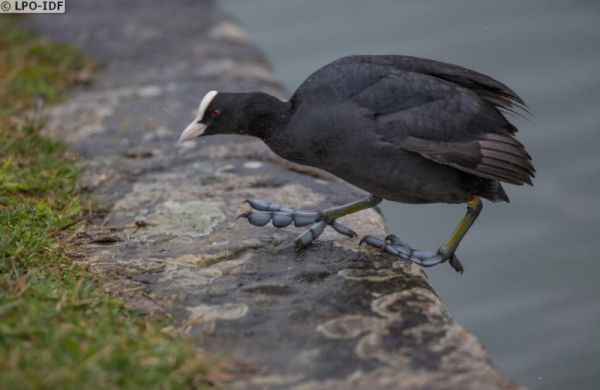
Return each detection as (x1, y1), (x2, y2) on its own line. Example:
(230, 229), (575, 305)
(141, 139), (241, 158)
(179, 55), (534, 272)
(286, 55), (533, 199)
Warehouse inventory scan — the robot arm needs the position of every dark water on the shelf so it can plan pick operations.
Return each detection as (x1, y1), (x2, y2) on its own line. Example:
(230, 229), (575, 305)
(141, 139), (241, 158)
(221, 1), (600, 388)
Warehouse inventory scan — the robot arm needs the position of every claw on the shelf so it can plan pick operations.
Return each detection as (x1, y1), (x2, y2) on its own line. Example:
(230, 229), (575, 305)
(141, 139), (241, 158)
(449, 254), (464, 274)
(359, 235), (384, 247)
(385, 234), (410, 248)
(381, 242), (404, 257)
(331, 221), (357, 238)
(237, 211), (250, 219)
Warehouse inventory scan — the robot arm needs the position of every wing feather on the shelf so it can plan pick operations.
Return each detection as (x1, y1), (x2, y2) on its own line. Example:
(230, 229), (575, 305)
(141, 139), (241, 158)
(400, 134), (534, 186)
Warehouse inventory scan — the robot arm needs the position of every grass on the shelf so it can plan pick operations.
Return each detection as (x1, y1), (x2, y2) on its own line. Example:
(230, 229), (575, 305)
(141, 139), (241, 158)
(0, 16), (215, 390)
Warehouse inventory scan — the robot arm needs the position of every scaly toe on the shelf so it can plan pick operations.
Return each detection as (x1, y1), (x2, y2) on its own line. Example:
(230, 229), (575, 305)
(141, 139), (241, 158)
(239, 200), (361, 247)
(330, 221), (357, 238)
(245, 199), (294, 213)
(359, 235), (384, 247)
(359, 234), (462, 272)
(385, 234), (411, 248)
(239, 211), (273, 226)
(295, 220), (328, 249)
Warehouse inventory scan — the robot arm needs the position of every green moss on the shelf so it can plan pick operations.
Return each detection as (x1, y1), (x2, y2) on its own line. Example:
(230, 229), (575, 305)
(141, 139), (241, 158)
(0, 16), (214, 390)
(0, 16), (94, 116)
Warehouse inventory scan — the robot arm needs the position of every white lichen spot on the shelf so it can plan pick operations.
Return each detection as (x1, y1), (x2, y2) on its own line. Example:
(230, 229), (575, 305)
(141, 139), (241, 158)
(176, 139), (197, 149)
(242, 238), (262, 248)
(94, 106), (114, 118)
(243, 161), (263, 169)
(143, 126), (172, 141)
(317, 315), (385, 339)
(392, 260), (428, 279)
(159, 265), (222, 287)
(208, 21), (252, 43)
(137, 85), (162, 97)
(211, 252), (253, 273)
(187, 302), (249, 322)
(210, 240), (230, 247)
(166, 82), (179, 92)
(216, 164), (235, 173)
(371, 288), (447, 320)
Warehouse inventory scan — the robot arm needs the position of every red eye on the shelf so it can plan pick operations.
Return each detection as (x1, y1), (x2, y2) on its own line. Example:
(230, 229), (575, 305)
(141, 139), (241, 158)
(211, 110), (221, 117)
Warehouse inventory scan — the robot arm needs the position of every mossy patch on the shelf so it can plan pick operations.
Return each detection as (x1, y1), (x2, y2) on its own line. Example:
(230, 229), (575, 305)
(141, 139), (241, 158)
(0, 16), (95, 117)
(0, 16), (214, 390)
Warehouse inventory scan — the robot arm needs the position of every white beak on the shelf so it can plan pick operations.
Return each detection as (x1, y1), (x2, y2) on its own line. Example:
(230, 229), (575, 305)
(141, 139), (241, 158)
(179, 121), (207, 143)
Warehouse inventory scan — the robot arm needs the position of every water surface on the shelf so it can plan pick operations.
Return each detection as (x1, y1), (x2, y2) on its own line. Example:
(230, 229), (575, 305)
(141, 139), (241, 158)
(221, 1), (600, 388)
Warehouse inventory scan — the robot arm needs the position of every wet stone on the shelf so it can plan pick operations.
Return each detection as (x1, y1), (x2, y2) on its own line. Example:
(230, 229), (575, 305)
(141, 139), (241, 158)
(28, 1), (525, 389)
(242, 283), (295, 296)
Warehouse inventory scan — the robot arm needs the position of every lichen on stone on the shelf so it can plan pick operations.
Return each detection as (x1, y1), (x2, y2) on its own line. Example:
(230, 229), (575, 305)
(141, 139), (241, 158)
(159, 264), (222, 287)
(187, 302), (249, 323)
(129, 200), (225, 239)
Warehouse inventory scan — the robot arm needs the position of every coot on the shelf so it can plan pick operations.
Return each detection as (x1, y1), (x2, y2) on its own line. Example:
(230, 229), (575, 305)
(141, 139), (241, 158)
(179, 55), (534, 273)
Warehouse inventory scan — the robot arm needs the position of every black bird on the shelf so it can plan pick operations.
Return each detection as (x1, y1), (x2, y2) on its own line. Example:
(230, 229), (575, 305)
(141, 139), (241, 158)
(179, 55), (534, 273)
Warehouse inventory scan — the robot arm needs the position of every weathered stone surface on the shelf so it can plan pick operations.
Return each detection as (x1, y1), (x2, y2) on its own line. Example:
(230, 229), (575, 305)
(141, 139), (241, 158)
(27, 1), (525, 389)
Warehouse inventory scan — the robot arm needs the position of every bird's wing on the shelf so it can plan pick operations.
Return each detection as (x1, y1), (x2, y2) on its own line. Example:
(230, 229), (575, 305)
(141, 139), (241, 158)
(350, 70), (534, 185)
(398, 133), (534, 186)
(331, 55), (526, 114)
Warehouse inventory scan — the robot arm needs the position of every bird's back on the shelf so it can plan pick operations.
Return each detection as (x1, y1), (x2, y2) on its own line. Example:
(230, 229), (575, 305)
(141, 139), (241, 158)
(296, 55), (525, 108)
(279, 55), (533, 203)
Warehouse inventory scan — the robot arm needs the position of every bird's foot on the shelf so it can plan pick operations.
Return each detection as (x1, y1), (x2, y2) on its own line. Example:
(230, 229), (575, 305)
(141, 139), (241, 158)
(238, 199), (357, 249)
(359, 234), (464, 274)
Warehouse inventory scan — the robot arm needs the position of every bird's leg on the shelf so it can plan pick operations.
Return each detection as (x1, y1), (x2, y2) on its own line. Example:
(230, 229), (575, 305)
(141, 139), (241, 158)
(238, 195), (382, 249)
(360, 196), (483, 274)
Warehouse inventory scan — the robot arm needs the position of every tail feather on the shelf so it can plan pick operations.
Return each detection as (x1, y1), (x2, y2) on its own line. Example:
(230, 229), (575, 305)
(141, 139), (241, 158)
(480, 180), (510, 203)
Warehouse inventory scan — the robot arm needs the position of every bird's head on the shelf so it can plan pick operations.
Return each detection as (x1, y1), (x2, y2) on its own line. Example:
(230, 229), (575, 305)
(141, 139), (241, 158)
(179, 90), (289, 143)
(179, 91), (236, 143)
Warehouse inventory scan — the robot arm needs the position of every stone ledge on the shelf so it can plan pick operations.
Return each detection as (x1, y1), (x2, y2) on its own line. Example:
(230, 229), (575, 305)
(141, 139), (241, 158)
(27, 1), (525, 389)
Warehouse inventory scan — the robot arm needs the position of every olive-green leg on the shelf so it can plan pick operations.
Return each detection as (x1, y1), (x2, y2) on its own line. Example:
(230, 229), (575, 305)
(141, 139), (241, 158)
(360, 196), (483, 274)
